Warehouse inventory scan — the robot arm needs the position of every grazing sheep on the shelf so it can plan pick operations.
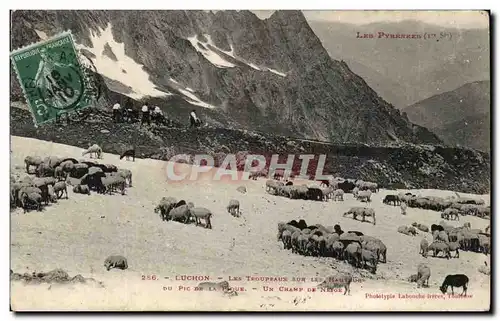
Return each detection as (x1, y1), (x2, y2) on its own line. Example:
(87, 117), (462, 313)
(478, 262), (490, 276)
(24, 156), (43, 174)
(442, 208), (460, 221)
(437, 231), (449, 243)
(236, 186), (246, 194)
(478, 234), (490, 255)
(35, 163), (54, 178)
(383, 195), (400, 206)
(356, 190), (372, 202)
(104, 255), (128, 271)
(46, 185), (57, 203)
(428, 242), (451, 259)
(439, 274), (469, 296)
(71, 163), (89, 178)
(265, 180), (284, 194)
(307, 188), (324, 201)
(197, 280), (230, 292)
(119, 148), (135, 161)
(117, 169), (133, 187)
(361, 249), (378, 273)
(361, 236), (387, 263)
(189, 207), (213, 229)
(54, 166), (65, 181)
(154, 197), (177, 221)
(416, 224), (429, 233)
(343, 207), (376, 225)
(73, 184), (91, 195)
(227, 199), (240, 217)
(448, 242), (460, 258)
(20, 192), (42, 213)
(43, 156), (63, 168)
(420, 239), (429, 257)
(82, 144), (103, 159)
(320, 186), (333, 200)
(102, 175), (126, 195)
(398, 226), (412, 236)
(53, 182), (68, 199)
(408, 226), (418, 236)
(416, 263), (431, 288)
(281, 230), (293, 250)
(330, 241), (344, 259)
(323, 234), (340, 257)
(290, 185), (308, 200)
(344, 243), (362, 268)
(169, 205), (192, 224)
(317, 273), (353, 295)
(333, 189), (344, 201)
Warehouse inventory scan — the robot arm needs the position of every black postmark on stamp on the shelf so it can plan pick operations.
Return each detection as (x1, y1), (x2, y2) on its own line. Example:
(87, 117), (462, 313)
(10, 31), (102, 126)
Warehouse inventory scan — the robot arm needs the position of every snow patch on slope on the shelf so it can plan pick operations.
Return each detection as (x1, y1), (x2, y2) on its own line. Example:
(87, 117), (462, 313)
(188, 35), (235, 68)
(169, 78), (216, 109)
(76, 23), (170, 100)
(177, 88), (216, 109)
(195, 35), (287, 76)
(267, 68), (286, 77)
(35, 29), (48, 40)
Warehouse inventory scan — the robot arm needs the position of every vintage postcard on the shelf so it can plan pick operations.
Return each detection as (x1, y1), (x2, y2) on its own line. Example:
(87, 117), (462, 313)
(10, 10), (491, 311)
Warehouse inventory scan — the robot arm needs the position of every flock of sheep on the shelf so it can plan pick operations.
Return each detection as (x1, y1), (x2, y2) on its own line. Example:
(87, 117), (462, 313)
(390, 193), (490, 219)
(10, 144), (133, 213)
(277, 220), (385, 274)
(265, 173), (490, 295)
(153, 197), (214, 229)
(11, 144), (490, 298)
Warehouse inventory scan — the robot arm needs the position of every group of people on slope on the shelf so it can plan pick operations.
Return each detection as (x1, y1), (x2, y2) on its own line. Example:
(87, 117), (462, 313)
(112, 100), (202, 129)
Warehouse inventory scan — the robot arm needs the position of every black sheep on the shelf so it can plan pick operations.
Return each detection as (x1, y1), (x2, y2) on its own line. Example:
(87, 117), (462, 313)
(440, 274), (469, 296)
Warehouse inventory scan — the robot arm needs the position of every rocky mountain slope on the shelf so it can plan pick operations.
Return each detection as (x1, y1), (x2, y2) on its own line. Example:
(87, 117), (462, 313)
(10, 105), (490, 194)
(405, 81), (490, 152)
(309, 20), (490, 108)
(10, 10), (440, 145)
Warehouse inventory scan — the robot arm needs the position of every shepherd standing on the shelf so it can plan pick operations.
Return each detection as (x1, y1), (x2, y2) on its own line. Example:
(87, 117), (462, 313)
(141, 102), (150, 126)
(112, 102), (121, 123)
(189, 109), (201, 128)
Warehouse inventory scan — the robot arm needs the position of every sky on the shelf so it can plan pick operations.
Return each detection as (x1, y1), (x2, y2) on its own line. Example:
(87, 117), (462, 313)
(251, 10), (489, 29)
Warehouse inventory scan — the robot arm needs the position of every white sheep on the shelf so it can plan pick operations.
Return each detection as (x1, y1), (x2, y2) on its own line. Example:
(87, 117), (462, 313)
(24, 155), (43, 174)
(333, 189), (344, 201)
(117, 168), (133, 187)
(53, 181), (68, 199)
(189, 207), (213, 229)
(356, 190), (372, 202)
(82, 144), (102, 159)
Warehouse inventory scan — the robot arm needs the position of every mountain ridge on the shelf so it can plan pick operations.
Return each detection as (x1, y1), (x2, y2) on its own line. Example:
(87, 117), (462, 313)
(405, 80), (490, 152)
(11, 10), (441, 145)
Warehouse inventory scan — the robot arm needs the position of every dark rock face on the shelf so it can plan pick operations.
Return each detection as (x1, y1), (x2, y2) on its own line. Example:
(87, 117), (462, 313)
(10, 10), (441, 145)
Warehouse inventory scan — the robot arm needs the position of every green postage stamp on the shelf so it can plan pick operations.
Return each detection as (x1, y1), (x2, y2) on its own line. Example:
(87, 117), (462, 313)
(10, 31), (97, 126)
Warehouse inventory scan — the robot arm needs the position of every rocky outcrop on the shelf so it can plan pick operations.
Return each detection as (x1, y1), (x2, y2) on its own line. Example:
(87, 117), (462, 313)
(10, 10), (441, 145)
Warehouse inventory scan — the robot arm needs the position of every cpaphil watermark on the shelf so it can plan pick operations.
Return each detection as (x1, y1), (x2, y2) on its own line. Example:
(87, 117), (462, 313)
(164, 153), (330, 183)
